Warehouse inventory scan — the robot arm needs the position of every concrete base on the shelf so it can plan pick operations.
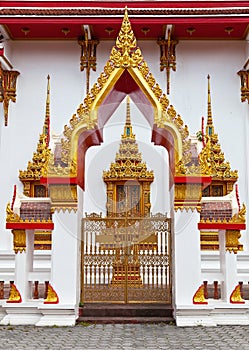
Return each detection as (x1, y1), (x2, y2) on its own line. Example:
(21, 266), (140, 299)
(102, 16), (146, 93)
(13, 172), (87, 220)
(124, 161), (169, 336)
(36, 304), (77, 326)
(0, 301), (7, 323)
(175, 300), (249, 326)
(0, 301), (77, 326)
(0, 302), (42, 325)
(1, 300), (249, 326)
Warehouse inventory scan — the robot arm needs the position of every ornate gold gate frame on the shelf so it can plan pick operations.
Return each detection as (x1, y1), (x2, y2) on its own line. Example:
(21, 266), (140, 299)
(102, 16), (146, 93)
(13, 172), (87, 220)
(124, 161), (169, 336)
(80, 214), (171, 304)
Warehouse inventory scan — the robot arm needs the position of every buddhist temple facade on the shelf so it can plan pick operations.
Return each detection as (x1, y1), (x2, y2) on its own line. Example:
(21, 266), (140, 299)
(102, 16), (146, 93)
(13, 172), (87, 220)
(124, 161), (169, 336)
(0, 1), (249, 326)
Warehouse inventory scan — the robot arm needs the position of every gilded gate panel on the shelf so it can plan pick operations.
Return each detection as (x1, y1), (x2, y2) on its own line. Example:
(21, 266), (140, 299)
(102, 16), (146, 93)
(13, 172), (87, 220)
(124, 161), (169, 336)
(81, 214), (171, 304)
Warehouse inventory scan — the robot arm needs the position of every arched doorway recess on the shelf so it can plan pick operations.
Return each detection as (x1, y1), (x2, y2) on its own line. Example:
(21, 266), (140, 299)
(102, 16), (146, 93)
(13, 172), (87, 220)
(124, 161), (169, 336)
(42, 9), (210, 308)
(82, 97), (171, 304)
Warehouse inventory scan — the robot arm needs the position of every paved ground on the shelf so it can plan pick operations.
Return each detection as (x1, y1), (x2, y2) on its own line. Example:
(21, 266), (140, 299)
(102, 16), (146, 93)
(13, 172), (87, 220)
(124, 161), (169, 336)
(0, 324), (248, 350)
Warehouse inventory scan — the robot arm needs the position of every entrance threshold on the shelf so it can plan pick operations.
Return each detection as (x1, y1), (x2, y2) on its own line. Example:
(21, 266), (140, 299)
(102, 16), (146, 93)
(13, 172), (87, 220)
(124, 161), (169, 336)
(77, 303), (174, 324)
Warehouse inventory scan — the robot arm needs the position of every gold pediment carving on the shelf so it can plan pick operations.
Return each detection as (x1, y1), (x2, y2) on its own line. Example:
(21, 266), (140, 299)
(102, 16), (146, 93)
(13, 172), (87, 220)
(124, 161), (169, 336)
(53, 8), (190, 175)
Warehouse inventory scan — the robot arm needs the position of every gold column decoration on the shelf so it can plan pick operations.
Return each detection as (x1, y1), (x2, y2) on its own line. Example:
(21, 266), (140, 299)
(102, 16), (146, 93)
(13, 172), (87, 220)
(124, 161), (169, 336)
(174, 183), (203, 212)
(49, 184), (77, 212)
(0, 64), (20, 126)
(157, 27), (178, 95)
(225, 230), (243, 254)
(44, 284), (59, 304)
(78, 28), (99, 94)
(12, 229), (26, 254)
(237, 59), (249, 103)
(6, 283), (22, 303)
(230, 284), (245, 304)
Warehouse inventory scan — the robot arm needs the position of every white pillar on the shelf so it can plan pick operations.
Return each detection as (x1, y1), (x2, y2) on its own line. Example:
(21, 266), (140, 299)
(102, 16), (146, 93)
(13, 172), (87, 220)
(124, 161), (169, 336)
(174, 209), (202, 305)
(51, 210), (79, 305)
(14, 230), (34, 301)
(219, 230), (238, 302)
(76, 186), (84, 305)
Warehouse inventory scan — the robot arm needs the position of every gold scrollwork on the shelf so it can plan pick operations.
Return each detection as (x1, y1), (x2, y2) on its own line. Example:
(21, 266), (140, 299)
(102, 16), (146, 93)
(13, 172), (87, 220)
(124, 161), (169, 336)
(159, 94), (170, 111)
(230, 203), (246, 224)
(6, 203), (20, 223)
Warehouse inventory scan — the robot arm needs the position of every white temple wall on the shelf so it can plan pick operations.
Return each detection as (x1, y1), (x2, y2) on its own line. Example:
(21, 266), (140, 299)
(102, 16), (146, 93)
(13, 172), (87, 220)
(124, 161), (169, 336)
(174, 209), (202, 306)
(0, 38), (247, 252)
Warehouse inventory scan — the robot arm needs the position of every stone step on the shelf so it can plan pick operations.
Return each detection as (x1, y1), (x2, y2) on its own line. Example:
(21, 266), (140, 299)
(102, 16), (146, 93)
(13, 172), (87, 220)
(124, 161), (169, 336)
(77, 316), (174, 324)
(78, 303), (173, 323)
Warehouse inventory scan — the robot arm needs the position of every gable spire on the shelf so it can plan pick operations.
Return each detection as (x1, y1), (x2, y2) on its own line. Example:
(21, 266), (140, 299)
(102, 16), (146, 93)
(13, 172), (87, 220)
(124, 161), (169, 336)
(206, 74), (214, 136)
(126, 95), (131, 126)
(19, 76), (51, 193)
(122, 96), (135, 140)
(200, 75), (238, 190)
(43, 75), (50, 147)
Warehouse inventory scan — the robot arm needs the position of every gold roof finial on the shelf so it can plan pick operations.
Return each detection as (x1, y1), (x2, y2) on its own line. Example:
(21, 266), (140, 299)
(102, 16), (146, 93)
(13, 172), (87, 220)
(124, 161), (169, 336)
(116, 6), (136, 51)
(43, 75), (50, 147)
(110, 7), (143, 68)
(206, 74), (214, 136)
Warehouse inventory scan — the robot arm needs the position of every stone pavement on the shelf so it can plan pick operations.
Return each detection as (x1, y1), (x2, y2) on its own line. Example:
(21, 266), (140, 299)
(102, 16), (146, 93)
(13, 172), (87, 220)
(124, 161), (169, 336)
(0, 324), (249, 350)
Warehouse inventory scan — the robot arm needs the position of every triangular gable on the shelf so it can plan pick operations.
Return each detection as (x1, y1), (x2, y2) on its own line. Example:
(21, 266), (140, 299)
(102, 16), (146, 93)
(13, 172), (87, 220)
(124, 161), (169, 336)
(45, 8), (197, 189)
